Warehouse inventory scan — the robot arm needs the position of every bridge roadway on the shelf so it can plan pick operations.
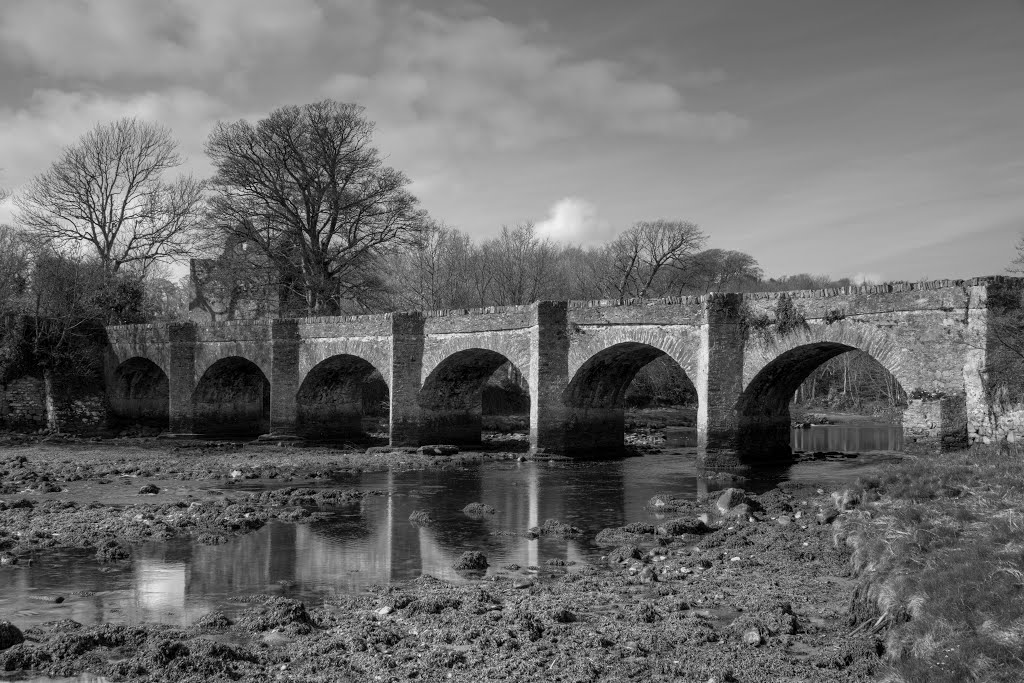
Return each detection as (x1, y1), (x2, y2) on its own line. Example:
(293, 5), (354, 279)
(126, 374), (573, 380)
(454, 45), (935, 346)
(104, 277), (1024, 466)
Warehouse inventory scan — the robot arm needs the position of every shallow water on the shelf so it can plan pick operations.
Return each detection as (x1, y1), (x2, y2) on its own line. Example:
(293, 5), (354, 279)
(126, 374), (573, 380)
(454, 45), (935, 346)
(1, 426), (901, 637)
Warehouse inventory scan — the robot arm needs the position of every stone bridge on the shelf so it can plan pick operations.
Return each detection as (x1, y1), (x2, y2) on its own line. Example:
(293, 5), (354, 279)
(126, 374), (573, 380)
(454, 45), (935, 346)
(104, 277), (1024, 466)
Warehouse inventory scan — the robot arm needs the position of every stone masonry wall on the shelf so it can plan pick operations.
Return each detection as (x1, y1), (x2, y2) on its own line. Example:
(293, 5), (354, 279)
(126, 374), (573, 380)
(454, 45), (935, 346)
(0, 376), (46, 431)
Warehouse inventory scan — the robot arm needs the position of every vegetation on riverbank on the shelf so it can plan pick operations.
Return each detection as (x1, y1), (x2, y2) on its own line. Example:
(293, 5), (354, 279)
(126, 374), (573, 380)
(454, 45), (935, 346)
(837, 443), (1024, 682)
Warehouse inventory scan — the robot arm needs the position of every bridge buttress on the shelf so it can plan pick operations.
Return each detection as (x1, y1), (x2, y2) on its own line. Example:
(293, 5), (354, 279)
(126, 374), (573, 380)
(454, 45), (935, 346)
(389, 312), (425, 446)
(696, 293), (751, 467)
(269, 319), (300, 435)
(529, 301), (570, 455)
(167, 322), (197, 434)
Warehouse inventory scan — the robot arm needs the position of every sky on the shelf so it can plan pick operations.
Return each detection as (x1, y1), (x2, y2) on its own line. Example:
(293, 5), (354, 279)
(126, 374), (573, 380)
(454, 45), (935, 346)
(0, 0), (1022, 283)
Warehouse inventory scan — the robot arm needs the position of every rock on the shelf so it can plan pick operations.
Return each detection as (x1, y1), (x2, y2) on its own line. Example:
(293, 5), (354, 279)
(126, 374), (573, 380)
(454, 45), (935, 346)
(452, 551), (488, 571)
(594, 527), (645, 547)
(742, 627), (763, 647)
(0, 621), (24, 650)
(715, 488), (747, 515)
(550, 608), (576, 623)
(527, 519), (581, 538)
(777, 515), (792, 526)
(408, 510), (434, 527)
(725, 503), (752, 520)
(512, 578), (534, 589)
(462, 502), (496, 517)
(637, 566), (658, 583)
(0, 553), (17, 566)
(138, 483), (160, 495)
(376, 605), (393, 617)
(607, 545), (643, 565)
(816, 509), (839, 525)
(195, 611), (233, 630)
(95, 539), (131, 562)
(657, 518), (708, 536)
(417, 444), (459, 456)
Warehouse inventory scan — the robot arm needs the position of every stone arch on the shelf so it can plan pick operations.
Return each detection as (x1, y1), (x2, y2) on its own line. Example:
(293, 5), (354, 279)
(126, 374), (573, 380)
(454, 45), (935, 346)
(737, 322), (909, 456)
(744, 321), (909, 391)
(563, 341), (697, 455)
(418, 348), (530, 445)
(192, 356), (270, 436)
(568, 327), (699, 382)
(108, 357), (169, 429)
(296, 354), (388, 440)
(421, 334), (531, 385)
(194, 351), (271, 391)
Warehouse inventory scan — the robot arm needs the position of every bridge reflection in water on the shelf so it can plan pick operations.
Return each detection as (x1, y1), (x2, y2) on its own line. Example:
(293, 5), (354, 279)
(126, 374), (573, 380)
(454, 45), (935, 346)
(5, 443), (894, 628)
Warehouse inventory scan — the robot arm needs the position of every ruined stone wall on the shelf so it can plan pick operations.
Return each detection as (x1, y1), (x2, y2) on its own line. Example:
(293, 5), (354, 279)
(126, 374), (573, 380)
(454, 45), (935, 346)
(0, 376), (45, 431)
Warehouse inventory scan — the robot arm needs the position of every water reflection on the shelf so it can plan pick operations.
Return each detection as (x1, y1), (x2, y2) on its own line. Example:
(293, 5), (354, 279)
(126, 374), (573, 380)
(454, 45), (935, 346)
(3, 435), (896, 630)
(791, 423), (902, 453)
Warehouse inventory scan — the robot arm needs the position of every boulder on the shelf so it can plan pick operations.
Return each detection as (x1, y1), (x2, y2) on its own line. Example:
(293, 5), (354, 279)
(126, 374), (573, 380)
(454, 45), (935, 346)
(0, 621), (23, 650)
(462, 502), (496, 518)
(452, 551), (488, 571)
(715, 488), (748, 515)
(607, 545), (643, 565)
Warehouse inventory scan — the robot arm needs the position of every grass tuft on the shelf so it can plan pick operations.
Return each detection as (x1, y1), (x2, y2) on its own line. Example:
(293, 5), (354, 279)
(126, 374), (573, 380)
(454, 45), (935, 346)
(836, 443), (1024, 682)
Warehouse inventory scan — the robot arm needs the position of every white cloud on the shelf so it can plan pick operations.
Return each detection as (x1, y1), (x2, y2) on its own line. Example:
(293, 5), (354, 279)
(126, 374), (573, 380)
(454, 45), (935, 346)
(850, 272), (883, 285)
(534, 197), (614, 245)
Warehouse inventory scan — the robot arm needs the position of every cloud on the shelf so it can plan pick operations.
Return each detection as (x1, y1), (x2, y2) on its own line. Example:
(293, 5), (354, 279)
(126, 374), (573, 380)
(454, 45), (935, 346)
(850, 272), (883, 285)
(0, 1), (746, 230)
(534, 197), (614, 245)
(0, 1), (746, 150)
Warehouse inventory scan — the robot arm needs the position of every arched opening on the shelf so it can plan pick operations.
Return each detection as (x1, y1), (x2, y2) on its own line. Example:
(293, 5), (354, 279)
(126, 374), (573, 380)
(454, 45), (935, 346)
(418, 349), (529, 446)
(192, 357), (270, 436)
(564, 342), (697, 455)
(737, 343), (907, 458)
(296, 354), (388, 441)
(108, 357), (169, 431)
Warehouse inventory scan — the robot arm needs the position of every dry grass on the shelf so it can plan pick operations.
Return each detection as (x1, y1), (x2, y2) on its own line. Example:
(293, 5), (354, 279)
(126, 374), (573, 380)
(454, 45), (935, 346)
(836, 443), (1024, 682)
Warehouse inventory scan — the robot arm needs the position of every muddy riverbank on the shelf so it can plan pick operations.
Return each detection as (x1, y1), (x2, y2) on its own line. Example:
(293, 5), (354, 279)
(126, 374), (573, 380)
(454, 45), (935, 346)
(0, 439), (883, 681)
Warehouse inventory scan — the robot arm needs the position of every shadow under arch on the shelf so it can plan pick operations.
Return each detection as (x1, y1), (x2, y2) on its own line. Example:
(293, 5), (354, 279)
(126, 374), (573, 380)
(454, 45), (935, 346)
(296, 354), (388, 440)
(564, 341), (695, 456)
(418, 348), (529, 446)
(108, 357), (169, 429)
(735, 341), (906, 460)
(193, 356), (269, 436)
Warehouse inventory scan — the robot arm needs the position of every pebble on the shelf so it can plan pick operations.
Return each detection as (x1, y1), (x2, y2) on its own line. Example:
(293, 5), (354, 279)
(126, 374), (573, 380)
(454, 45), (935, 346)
(742, 628), (763, 647)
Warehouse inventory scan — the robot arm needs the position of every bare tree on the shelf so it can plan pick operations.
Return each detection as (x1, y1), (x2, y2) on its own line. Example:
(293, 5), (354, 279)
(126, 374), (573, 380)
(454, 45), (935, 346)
(0, 225), (31, 312)
(1008, 233), (1024, 274)
(392, 223), (474, 310)
(15, 118), (207, 276)
(682, 248), (763, 294)
(605, 219), (707, 298)
(205, 100), (429, 315)
(486, 223), (559, 305)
